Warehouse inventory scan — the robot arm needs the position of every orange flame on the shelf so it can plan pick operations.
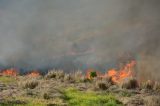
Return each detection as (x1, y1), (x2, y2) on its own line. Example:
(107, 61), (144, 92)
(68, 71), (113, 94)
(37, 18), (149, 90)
(85, 60), (136, 83)
(106, 60), (136, 83)
(1, 68), (18, 76)
(27, 71), (40, 77)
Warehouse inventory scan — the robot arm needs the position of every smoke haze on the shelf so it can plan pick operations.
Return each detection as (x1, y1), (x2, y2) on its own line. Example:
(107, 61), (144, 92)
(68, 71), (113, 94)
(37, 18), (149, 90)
(0, 0), (160, 80)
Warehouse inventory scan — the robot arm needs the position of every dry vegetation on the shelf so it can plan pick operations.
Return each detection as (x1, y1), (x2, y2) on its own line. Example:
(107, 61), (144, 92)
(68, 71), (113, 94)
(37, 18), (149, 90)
(0, 70), (160, 106)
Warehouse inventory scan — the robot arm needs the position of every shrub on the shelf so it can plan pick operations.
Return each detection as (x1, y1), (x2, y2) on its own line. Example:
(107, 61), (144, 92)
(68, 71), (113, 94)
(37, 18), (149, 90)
(20, 79), (39, 89)
(45, 70), (65, 79)
(96, 80), (110, 90)
(121, 78), (138, 89)
(45, 71), (56, 79)
(64, 71), (84, 83)
(64, 73), (75, 83)
(56, 70), (65, 79)
(141, 80), (154, 89)
(90, 71), (97, 78)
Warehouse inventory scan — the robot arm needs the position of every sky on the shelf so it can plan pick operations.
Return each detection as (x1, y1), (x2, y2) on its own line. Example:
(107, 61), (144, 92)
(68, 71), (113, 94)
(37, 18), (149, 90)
(0, 0), (160, 80)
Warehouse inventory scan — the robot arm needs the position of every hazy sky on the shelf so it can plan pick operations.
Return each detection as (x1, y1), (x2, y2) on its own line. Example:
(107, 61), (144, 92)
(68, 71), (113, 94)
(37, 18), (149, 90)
(0, 0), (160, 77)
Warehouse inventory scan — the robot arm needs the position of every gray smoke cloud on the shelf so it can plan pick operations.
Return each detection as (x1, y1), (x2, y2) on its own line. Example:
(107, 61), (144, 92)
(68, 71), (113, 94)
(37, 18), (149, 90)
(0, 0), (160, 79)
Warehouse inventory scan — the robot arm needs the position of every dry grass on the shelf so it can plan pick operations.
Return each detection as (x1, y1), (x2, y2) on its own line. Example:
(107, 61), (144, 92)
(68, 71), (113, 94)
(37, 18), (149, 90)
(0, 70), (160, 106)
(144, 95), (160, 106)
(95, 80), (110, 90)
(153, 81), (160, 91)
(45, 69), (65, 79)
(120, 78), (138, 89)
(141, 80), (154, 89)
(19, 78), (39, 89)
(64, 70), (84, 83)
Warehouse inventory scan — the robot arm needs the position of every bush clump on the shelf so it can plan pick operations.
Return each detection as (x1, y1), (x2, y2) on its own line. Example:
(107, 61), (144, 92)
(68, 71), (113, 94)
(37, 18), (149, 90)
(45, 70), (65, 79)
(20, 79), (39, 89)
(96, 80), (110, 90)
(121, 78), (138, 89)
(141, 80), (154, 89)
(64, 73), (75, 83)
(90, 71), (97, 78)
(64, 70), (85, 83)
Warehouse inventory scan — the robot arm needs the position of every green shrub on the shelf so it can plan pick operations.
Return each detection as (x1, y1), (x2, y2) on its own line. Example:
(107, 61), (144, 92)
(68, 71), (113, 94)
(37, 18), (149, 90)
(90, 71), (97, 78)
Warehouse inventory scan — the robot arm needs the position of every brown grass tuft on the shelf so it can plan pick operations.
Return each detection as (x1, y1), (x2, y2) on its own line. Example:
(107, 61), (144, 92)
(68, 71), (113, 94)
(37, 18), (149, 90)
(19, 79), (39, 89)
(95, 80), (110, 90)
(45, 69), (65, 79)
(141, 80), (154, 89)
(144, 95), (160, 106)
(120, 77), (138, 89)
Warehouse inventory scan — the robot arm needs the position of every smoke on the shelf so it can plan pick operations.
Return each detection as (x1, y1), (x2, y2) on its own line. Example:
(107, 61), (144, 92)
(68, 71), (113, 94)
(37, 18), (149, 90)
(0, 0), (160, 79)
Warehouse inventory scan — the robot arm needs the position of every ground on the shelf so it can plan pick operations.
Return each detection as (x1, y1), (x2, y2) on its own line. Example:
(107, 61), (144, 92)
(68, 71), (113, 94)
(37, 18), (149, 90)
(0, 72), (160, 106)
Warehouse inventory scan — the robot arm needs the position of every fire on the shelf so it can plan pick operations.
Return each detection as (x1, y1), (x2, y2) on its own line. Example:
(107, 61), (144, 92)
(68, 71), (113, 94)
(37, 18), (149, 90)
(106, 60), (136, 83)
(107, 69), (117, 77)
(1, 68), (18, 76)
(85, 60), (136, 83)
(27, 71), (40, 77)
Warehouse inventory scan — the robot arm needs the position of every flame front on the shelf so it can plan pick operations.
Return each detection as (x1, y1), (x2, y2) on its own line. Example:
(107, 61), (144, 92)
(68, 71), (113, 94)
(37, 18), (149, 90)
(27, 71), (40, 77)
(106, 60), (136, 83)
(85, 60), (136, 83)
(1, 68), (18, 76)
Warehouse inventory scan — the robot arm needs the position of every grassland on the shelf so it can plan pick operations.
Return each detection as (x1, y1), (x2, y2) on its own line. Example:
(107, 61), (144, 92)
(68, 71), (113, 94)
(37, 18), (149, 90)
(0, 76), (16, 84)
(0, 70), (160, 106)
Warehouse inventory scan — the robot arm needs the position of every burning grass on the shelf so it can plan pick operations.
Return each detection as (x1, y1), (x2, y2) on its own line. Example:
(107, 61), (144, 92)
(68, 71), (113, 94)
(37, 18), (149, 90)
(0, 68), (18, 76)
(0, 65), (160, 106)
(27, 71), (40, 77)
(105, 60), (136, 83)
